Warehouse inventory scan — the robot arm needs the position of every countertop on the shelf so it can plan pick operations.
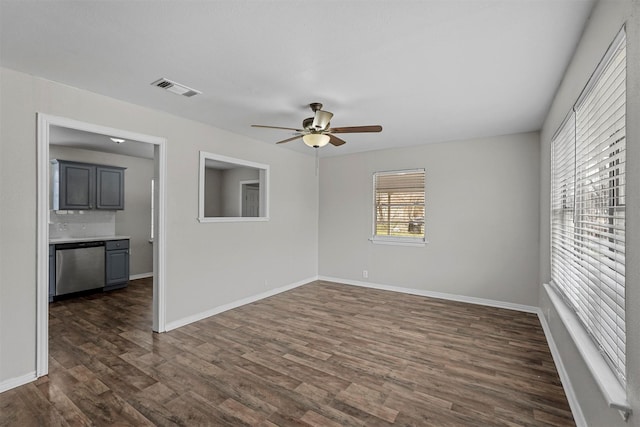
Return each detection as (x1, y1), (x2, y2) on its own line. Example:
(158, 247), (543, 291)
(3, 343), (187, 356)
(49, 235), (131, 244)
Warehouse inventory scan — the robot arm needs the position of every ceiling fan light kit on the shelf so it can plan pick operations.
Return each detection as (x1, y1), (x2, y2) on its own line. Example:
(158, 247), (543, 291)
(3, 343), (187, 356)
(251, 102), (382, 149)
(303, 133), (330, 148)
(311, 110), (333, 130)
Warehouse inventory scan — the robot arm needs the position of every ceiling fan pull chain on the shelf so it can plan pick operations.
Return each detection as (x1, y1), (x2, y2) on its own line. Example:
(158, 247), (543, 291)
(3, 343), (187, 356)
(315, 147), (319, 176)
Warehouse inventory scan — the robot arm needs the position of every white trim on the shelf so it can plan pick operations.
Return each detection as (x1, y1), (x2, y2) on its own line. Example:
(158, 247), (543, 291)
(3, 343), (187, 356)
(369, 237), (427, 247)
(0, 372), (37, 394)
(198, 216), (269, 223)
(36, 114), (168, 379)
(130, 272), (153, 281)
(198, 151), (270, 221)
(543, 283), (631, 420)
(537, 306), (587, 427)
(165, 276), (315, 331)
(318, 276), (538, 313)
(154, 139), (168, 333)
(36, 116), (50, 377)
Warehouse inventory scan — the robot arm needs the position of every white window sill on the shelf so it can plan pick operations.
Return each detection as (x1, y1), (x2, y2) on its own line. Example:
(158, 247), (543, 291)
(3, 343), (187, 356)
(369, 237), (427, 247)
(198, 217), (270, 223)
(544, 283), (631, 420)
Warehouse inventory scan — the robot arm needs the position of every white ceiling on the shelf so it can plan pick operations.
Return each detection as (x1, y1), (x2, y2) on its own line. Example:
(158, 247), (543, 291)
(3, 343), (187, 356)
(49, 126), (154, 159)
(1, 0), (595, 157)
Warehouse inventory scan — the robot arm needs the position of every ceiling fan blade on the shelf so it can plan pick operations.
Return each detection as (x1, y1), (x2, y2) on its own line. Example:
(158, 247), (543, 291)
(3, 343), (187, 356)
(312, 110), (333, 130)
(328, 134), (347, 146)
(328, 125), (383, 134)
(252, 124), (305, 132)
(275, 134), (304, 144)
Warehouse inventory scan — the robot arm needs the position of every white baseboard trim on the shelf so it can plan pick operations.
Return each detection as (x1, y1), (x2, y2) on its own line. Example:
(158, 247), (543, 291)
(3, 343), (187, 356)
(537, 307), (587, 427)
(318, 276), (538, 314)
(0, 371), (37, 394)
(130, 272), (153, 281)
(165, 276), (317, 332)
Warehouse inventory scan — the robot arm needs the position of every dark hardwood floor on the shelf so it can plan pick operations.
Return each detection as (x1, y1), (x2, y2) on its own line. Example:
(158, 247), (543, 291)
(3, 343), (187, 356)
(0, 279), (574, 426)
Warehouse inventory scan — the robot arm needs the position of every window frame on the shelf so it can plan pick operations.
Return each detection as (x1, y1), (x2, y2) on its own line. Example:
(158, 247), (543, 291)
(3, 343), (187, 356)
(371, 168), (426, 246)
(550, 27), (627, 389)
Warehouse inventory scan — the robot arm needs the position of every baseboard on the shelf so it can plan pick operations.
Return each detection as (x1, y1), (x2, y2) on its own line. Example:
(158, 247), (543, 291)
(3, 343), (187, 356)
(130, 272), (153, 281)
(165, 276), (317, 331)
(537, 308), (587, 427)
(318, 276), (538, 313)
(0, 371), (37, 394)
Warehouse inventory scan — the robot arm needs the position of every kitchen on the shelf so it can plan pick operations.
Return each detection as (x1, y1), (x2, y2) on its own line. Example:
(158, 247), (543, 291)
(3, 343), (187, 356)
(48, 126), (155, 301)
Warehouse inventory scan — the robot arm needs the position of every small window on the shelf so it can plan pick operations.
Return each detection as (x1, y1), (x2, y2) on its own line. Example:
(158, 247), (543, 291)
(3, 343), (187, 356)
(372, 169), (425, 245)
(198, 151), (269, 222)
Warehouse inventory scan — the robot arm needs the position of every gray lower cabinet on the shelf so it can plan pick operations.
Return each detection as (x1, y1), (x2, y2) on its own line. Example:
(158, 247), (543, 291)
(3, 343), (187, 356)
(51, 160), (125, 210)
(105, 239), (129, 290)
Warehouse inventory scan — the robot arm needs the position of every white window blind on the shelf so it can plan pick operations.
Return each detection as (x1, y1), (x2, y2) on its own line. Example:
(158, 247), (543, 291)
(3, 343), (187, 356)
(551, 28), (626, 385)
(373, 169), (425, 242)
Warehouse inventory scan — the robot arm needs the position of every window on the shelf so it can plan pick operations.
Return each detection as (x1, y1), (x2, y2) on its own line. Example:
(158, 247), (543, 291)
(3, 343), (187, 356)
(551, 28), (626, 385)
(198, 151), (269, 222)
(373, 169), (425, 244)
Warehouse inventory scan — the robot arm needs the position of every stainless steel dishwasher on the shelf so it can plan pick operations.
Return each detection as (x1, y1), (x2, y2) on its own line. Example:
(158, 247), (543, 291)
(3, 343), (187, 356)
(55, 241), (105, 296)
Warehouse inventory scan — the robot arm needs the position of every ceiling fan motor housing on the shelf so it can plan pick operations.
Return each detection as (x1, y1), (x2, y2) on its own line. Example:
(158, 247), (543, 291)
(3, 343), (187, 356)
(302, 117), (314, 129)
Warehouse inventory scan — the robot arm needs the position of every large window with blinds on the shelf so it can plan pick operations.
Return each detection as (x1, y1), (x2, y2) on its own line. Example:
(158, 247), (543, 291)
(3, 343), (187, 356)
(551, 28), (626, 385)
(373, 169), (425, 243)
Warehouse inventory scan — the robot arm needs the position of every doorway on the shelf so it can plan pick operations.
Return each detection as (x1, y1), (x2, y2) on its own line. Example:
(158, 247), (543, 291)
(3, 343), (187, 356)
(241, 180), (260, 217)
(36, 114), (167, 377)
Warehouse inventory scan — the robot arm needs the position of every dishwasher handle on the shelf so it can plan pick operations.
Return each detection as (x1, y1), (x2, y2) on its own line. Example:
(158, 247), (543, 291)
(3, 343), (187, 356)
(55, 241), (106, 250)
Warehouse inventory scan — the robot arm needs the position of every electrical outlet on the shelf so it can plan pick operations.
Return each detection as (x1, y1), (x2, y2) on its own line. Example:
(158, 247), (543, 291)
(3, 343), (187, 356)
(362, 270), (368, 279)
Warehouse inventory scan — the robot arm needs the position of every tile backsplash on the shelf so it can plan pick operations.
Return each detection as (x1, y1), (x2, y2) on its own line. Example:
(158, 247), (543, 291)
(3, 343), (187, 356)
(49, 210), (116, 239)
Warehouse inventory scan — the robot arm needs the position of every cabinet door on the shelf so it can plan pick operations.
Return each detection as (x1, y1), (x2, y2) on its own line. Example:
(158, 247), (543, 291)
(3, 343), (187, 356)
(59, 162), (94, 209)
(105, 248), (129, 287)
(96, 167), (125, 210)
(49, 245), (55, 302)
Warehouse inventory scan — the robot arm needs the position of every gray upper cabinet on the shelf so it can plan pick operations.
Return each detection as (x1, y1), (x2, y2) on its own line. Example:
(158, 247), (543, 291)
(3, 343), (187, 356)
(96, 166), (125, 210)
(56, 161), (94, 209)
(51, 160), (125, 210)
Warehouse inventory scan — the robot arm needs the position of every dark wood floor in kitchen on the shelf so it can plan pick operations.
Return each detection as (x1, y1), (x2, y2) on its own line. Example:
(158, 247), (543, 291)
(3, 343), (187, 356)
(0, 279), (575, 426)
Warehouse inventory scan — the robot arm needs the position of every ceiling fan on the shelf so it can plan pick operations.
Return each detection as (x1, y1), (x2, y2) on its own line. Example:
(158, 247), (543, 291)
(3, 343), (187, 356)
(251, 103), (382, 148)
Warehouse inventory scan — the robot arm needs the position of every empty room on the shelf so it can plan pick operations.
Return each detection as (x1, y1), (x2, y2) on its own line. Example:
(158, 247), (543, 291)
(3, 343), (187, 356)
(0, 1), (638, 426)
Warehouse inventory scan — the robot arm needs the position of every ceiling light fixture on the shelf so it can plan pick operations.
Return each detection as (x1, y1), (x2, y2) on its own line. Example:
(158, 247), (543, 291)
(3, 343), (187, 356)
(302, 133), (330, 148)
(110, 137), (125, 144)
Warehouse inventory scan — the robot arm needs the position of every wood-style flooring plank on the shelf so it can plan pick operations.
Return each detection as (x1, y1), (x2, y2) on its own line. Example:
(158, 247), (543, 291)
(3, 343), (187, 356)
(0, 279), (575, 426)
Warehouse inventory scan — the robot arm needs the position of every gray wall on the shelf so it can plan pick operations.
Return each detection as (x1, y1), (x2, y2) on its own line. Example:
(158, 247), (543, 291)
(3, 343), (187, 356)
(204, 167), (223, 217)
(49, 145), (154, 276)
(319, 132), (540, 306)
(0, 67), (318, 384)
(539, 0), (640, 424)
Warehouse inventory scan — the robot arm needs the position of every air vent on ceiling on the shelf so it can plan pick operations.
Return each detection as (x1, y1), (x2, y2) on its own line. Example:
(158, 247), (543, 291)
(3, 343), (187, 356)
(150, 78), (201, 97)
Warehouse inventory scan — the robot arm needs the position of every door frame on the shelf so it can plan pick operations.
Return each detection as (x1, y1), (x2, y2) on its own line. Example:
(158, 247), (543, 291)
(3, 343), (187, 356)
(36, 114), (168, 377)
(239, 179), (260, 217)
